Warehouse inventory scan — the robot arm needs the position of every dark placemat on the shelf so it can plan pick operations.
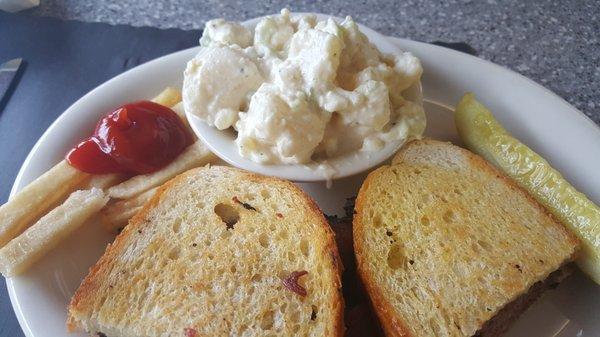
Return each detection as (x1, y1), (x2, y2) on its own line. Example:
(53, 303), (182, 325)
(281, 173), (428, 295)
(0, 11), (200, 337)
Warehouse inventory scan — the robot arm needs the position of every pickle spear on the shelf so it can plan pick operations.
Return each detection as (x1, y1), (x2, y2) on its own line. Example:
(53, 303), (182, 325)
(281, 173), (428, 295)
(455, 93), (600, 285)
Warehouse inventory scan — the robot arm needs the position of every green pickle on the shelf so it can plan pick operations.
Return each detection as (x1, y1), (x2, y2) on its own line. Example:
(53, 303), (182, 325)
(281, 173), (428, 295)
(455, 93), (600, 285)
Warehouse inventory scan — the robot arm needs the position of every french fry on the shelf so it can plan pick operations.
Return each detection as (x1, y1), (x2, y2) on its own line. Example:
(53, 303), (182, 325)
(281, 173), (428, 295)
(0, 188), (108, 277)
(0, 160), (89, 248)
(83, 173), (126, 190)
(108, 141), (216, 199)
(171, 102), (192, 131)
(151, 87), (182, 108)
(101, 187), (158, 233)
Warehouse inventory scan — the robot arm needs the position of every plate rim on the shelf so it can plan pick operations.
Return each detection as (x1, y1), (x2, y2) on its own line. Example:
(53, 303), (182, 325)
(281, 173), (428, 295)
(386, 36), (600, 134)
(6, 22), (600, 337)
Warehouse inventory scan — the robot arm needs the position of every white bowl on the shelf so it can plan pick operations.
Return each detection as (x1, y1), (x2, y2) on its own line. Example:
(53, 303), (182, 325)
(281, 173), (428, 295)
(185, 14), (423, 182)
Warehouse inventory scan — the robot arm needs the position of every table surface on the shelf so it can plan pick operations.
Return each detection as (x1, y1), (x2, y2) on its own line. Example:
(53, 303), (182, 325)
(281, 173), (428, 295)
(1, 1), (599, 336)
(28, 0), (600, 125)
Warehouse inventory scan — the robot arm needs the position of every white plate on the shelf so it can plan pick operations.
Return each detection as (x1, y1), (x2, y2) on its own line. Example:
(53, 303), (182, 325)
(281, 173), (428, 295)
(6, 14), (600, 337)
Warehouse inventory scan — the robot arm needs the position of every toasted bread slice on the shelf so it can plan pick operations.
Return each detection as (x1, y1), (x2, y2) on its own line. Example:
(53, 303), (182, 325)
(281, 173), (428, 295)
(353, 140), (578, 337)
(68, 166), (343, 337)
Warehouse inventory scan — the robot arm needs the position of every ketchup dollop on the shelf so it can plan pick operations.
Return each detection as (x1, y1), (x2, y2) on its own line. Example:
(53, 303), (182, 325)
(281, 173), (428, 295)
(67, 100), (192, 175)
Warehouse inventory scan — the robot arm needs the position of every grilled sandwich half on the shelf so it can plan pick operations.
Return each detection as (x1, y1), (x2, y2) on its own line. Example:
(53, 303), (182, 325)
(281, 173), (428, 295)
(68, 166), (344, 337)
(353, 139), (578, 337)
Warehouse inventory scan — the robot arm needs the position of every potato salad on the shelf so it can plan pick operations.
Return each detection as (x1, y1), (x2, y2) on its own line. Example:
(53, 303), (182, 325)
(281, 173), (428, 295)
(183, 9), (425, 165)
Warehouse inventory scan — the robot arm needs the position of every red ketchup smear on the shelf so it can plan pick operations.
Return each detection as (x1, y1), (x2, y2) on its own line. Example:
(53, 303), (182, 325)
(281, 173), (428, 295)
(67, 100), (192, 175)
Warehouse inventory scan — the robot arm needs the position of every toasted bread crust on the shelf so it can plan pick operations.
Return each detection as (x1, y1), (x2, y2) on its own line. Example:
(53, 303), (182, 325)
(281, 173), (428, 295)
(354, 166), (414, 337)
(353, 139), (579, 337)
(68, 166), (344, 337)
(67, 168), (184, 332)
